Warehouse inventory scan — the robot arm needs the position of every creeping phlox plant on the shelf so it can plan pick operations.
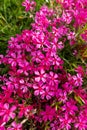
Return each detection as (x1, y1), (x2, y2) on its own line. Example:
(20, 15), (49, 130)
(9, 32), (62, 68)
(0, 0), (87, 129)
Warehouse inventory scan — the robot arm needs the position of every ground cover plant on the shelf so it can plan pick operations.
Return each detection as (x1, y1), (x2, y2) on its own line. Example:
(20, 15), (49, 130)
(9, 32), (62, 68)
(0, 0), (87, 129)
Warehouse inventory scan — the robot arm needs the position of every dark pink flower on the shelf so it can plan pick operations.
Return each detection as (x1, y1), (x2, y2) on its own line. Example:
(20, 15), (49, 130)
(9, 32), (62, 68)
(58, 91), (67, 103)
(67, 32), (75, 40)
(33, 82), (45, 96)
(40, 105), (56, 122)
(75, 65), (84, 77)
(0, 103), (16, 122)
(22, 0), (36, 12)
(59, 114), (72, 130)
(7, 121), (22, 130)
(41, 86), (54, 100)
(62, 99), (78, 115)
(75, 116), (87, 130)
(17, 61), (30, 76)
(50, 120), (59, 130)
(0, 126), (6, 130)
(35, 69), (47, 83)
(62, 11), (72, 24)
(48, 71), (58, 86)
(73, 73), (83, 87)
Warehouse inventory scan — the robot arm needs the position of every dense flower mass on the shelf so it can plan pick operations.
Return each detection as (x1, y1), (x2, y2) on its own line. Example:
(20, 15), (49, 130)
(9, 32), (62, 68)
(0, 0), (87, 129)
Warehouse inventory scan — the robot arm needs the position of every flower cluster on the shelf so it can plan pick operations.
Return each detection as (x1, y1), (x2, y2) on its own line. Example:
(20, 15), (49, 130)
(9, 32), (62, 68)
(0, 0), (87, 129)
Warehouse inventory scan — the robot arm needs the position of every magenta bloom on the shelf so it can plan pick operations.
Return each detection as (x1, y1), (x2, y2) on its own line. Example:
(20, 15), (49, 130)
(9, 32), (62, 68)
(0, 103), (16, 122)
(62, 11), (72, 24)
(33, 82), (45, 96)
(41, 86), (54, 100)
(0, 126), (5, 130)
(22, 0), (36, 12)
(50, 120), (59, 130)
(41, 105), (56, 122)
(67, 32), (75, 40)
(75, 65), (84, 77)
(62, 99), (78, 115)
(7, 121), (22, 130)
(73, 73), (83, 87)
(59, 114), (72, 130)
(35, 69), (47, 83)
(75, 116), (87, 130)
(48, 71), (58, 86)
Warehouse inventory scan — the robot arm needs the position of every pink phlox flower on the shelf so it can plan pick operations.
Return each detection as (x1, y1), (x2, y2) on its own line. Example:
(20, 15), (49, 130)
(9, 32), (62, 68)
(59, 113), (72, 130)
(21, 30), (32, 43)
(52, 26), (68, 38)
(31, 50), (44, 63)
(8, 37), (18, 46)
(51, 42), (59, 50)
(0, 103), (16, 122)
(35, 14), (50, 28)
(68, 73), (76, 86)
(52, 27), (61, 38)
(62, 82), (73, 93)
(51, 41), (64, 50)
(62, 99), (78, 115)
(76, 0), (87, 8)
(1, 85), (14, 103)
(61, 0), (75, 9)
(24, 105), (34, 118)
(62, 11), (72, 24)
(75, 116), (87, 130)
(35, 69), (47, 83)
(75, 65), (84, 77)
(73, 73), (83, 87)
(17, 60), (30, 75)
(50, 120), (59, 130)
(48, 71), (58, 86)
(6, 77), (19, 89)
(32, 31), (49, 48)
(0, 75), (7, 82)
(69, 40), (76, 46)
(7, 53), (18, 67)
(19, 78), (30, 93)
(7, 121), (22, 130)
(33, 82), (45, 96)
(39, 6), (54, 17)
(74, 9), (87, 26)
(58, 26), (68, 36)
(41, 85), (54, 100)
(40, 54), (52, 69)
(34, 6), (53, 28)
(20, 85), (28, 93)
(51, 55), (63, 69)
(58, 90), (67, 103)
(40, 105), (56, 122)
(43, 46), (56, 57)
(0, 126), (6, 130)
(18, 104), (26, 118)
(67, 32), (75, 40)
(22, 0), (36, 12)
(58, 41), (64, 50)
